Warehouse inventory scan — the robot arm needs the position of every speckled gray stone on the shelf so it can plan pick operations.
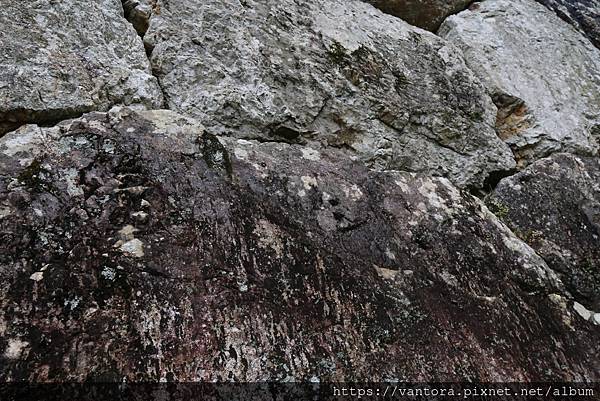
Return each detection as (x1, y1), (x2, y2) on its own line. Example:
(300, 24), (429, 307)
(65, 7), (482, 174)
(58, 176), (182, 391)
(144, 0), (515, 189)
(0, 0), (163, 134)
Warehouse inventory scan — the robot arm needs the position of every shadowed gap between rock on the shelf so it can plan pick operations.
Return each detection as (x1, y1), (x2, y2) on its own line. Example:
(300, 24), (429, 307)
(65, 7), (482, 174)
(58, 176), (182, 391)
(0, 109), (90, 138)
(120, 0), (170, 109)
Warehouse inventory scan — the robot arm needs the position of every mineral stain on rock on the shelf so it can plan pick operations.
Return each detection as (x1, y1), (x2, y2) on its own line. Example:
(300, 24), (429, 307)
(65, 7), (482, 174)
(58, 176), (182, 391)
(0, 0), (599, 387)
(0, 109), (598, 382)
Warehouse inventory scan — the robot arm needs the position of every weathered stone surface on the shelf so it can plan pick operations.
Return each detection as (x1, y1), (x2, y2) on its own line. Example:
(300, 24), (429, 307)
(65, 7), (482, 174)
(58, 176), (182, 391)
(0, 0), (163, 135)
(439, 0), (600, 166)
(535, 0), (600, 49)
(488, 153), (600, 313)
(144, 0), (515, 189)
(1, 109), (597, 381)
(364, 0), (472, 31)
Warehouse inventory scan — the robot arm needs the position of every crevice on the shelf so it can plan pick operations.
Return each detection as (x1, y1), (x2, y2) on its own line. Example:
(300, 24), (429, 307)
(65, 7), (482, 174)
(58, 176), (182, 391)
(466, 92), (534, 197)
(0, 109), (91, 138)
(120, 0), (170, 109)
(121, 0), (153, 38)
(435, 0), (478, 33)
(491, 92), (534, 143)
(308, 96), (331, 127)
(233, 134), (303, 145)
(470, 167), (517, 198)
(151, 71), (170, 110)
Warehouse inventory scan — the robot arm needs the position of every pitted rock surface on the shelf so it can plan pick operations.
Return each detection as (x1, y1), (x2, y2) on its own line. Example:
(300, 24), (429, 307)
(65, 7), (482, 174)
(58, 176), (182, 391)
(488, 153), (600, 313)
(0, 109), (597, 381)
(440, 0), (600, 166)
(363, 0), (472, 31)
(143, 0), (515, 189)
(0, 0), (163, 135)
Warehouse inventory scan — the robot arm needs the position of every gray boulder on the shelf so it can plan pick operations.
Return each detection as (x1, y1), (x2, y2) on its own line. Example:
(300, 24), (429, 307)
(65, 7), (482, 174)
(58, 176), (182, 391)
(364, 0), (472, 31)
(535, 0), (600, 49)
(440, 0), (600, 167)
(488, 153), (600, 312)
(144, 0), (515, 189)
(1, 109), (597, 381)
(0, 0), (163, 135)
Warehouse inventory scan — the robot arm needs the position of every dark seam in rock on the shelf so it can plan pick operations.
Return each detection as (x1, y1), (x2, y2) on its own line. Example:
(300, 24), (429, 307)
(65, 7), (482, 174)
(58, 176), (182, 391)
(433, 0), (477, 34)
(120, 0), (170, 110)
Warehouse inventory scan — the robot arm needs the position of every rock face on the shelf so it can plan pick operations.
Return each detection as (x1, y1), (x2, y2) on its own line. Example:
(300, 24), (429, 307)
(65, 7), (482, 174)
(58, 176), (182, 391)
(439, 0), (600, 166)
(535, 0), (600, 49)
(488, 153), (600, 313)
(144, 0), (515, 189)
(0, 0), (163, 135)
(1, 109), (598, 381)
(364, 0), (472, 31)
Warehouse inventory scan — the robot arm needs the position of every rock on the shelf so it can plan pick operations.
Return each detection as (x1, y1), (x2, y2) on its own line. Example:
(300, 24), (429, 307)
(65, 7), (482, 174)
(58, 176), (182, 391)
(0, 0), (163, 135)
(1, 108), (598, 381)
(574, 301), (593, 321)
(144, 0), (515, 189)
(487, 153), (600, 311)
(535, 0), (600, 49)
(439, 0), (600, 166)
(363, 0), (472, 31)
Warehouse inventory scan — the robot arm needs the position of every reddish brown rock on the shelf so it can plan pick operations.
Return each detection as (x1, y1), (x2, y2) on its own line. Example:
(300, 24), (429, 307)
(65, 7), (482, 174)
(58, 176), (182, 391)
(364, 0), (472, 31)
(0, 109), (597, 382)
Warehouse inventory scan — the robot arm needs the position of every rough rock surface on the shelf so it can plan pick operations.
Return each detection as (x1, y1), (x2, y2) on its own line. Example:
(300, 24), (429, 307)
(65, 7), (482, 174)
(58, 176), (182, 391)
(439, 0), (600, 166)
(535, 0), (600, 49)
(488, 153), (600, 313)
(144, 0), (515, 189)
(1, 109), (598, 381)
(0, 0), (163, 135)
(364, 0), (472, 31)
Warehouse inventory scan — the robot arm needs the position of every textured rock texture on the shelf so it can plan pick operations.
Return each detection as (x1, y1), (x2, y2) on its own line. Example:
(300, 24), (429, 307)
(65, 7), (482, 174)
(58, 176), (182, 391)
(1, 109), (598, 381)
(488, 153), (600, 313)
(535, 0), (600, 49)
(144, 0), (515, 189)
(440, 0), (600, 166)
(0, 0), (163, 135)
(364, 0), (472, 31)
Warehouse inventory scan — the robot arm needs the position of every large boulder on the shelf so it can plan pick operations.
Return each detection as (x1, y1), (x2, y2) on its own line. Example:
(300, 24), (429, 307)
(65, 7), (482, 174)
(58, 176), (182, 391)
(439, 0), (600, 167)
(0, 109), (597, 381)
(143, 0), (515, 189)
(0, 0), (163, 135)
(488, 153), (600, 313)
(535, 0), (600, 49)
(364, 0), (472, 31)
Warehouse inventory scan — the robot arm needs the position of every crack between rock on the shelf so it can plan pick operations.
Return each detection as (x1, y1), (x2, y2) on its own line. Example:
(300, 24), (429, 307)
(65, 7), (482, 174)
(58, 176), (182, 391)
(0, 110), (91, 139)
(433, 1), (477, 35)
(119, 0), (170, 110)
